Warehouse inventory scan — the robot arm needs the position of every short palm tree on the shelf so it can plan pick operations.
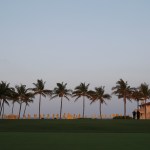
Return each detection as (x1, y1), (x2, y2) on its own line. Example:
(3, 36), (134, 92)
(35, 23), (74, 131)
(10, 88), (19, 114)
(139, 83), (150, 119)
(23, 92), (34, 117)
(0, 81), (14, 118)
(89, 86), (111, 119)
(112, 79), (132, 118)
(15, 84), (34, 119)
(72, 83), (90, 118)
(51, 82), (72, 119)
(32, 79), (52, 119)
(131, 88), (143, 110)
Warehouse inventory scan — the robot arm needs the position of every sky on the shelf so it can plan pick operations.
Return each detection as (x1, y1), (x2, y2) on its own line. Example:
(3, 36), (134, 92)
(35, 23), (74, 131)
(0, 0), (150, 117)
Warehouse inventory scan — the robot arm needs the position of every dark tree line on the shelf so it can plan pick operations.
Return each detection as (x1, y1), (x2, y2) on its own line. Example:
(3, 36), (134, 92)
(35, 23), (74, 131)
(0, 79), (150, 119)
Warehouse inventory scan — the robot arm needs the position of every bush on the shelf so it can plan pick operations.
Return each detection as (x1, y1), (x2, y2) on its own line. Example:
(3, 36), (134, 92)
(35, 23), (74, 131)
(113, 116), (133, 119)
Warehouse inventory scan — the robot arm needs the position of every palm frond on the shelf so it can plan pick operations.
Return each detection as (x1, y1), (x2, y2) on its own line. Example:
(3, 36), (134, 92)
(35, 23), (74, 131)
(50, 95), (59, 100)
(64, 96), (70, 101)
(74, 96), (80, 102)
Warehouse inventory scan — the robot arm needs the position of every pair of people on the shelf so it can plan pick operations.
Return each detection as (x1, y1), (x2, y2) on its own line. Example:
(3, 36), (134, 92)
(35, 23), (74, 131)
(132, 110), (140, 119)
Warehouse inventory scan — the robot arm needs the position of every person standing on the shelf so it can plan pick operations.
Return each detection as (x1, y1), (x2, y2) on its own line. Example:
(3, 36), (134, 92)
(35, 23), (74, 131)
(132, 110), (137, 119)
(137, 110), (140, 120)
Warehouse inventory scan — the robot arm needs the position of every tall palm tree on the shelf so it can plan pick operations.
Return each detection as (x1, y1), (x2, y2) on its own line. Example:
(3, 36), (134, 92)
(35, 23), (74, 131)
(15, 84), (34, 119)
(32, 79), (52, 119)
(0, 81), (14, 118)
(112, 79), (132, 118)
(51, 82), (72, 119)
(139, 83), (150, 119)
(89, 86), (111, 119)
(72, 83), (90, 118)
(131, 88), (143, 110)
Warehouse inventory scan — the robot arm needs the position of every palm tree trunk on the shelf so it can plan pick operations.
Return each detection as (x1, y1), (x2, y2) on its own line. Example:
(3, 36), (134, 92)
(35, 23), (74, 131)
(145, 99), (147, 119)
(0, 100), (1, 115)
(137, 100), (139, 110)
(99, 101), (102, 119)
(83, 96), (85, 118)
(18, 103), (22, 119)
(39, 94), (42, 119)
(23, 103), (27, 117)
(1, 100), (4, 118)
(124, 96), (126, 119)
(2, 101), (5, 119)
(12, 102), (15, 114)
(0, 100), (2, 116)
(60, 97), (63, 119)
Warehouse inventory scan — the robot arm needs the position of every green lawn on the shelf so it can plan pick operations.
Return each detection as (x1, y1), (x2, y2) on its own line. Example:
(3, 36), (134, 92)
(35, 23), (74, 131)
(0, 119), (150, 150)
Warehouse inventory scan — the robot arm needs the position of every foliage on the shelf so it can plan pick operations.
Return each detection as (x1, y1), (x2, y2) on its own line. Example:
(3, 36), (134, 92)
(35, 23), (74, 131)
(131, 88), (143, 110)
(32, 79), (52, 119)
(15, 84), (34, 119)
(0, 81), (14, 118)
(51, 82), (72, 99)
(72, 83), (90, 118)
(51, 82), (72, 119)
(113, 116), (133, 119)
(112, 79), (132, 117)
(139, 83), (150, 119)
(89, 86), (111, 119)
(1, 79), (150, 120)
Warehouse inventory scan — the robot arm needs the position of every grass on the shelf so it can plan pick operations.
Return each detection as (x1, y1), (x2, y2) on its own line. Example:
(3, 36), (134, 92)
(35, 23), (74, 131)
(0, 119), (150, 150)
(1, 119), (150, 133)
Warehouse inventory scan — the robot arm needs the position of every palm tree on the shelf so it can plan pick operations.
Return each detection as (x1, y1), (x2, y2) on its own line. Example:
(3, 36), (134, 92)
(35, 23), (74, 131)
(112, 79), (132, 118)
(51, 82), (72, 119)
(131, 88), (143, 110)
(10, 88), (18, 114)
(32, 79), (52, 119)
(72, 83), (90, 118)
(139, 83), (150, 119)
(11, 99), (17, 115)
(15, 84), (34, 119)
(23, 93), (34, 117)
(89, 86), (111, 119)
(0, 81), (14, 118)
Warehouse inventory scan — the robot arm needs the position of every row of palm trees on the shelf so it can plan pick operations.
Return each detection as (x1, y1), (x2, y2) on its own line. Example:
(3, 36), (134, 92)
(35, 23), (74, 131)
(0, 79), (150, 119)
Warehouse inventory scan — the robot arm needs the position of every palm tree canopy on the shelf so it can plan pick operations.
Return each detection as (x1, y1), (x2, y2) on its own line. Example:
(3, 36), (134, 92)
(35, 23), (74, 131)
(112, 79), (132, 99)
(32, 79), (52, 97)
(23, 92), (34, 105)
(51, 82), (72, 100)
(131, 88), (143, 101)
(0, 81), (14, 105)
(0, 81), (14, 99)
(72, 82), (90, 101)
(15, 84), (34, 103)
(139, 83), (150, 100)
(89, 86), (111, 104)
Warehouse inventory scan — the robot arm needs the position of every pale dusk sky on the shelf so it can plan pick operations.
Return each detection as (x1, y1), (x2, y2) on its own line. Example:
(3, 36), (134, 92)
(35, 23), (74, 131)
(0, 0), (150, 117)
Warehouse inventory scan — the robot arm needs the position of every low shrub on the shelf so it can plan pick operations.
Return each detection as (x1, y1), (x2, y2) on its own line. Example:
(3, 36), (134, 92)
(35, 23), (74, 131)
(113, 116), (133, 119)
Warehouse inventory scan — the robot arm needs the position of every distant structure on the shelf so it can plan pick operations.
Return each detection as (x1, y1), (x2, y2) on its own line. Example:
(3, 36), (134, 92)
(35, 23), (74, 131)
(139, 102), (150, 119)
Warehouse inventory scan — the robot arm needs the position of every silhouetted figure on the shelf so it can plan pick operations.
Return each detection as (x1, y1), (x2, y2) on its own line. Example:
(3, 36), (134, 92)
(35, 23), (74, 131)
(132, 110), (137, 119)
(137, 110), (140, 120)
